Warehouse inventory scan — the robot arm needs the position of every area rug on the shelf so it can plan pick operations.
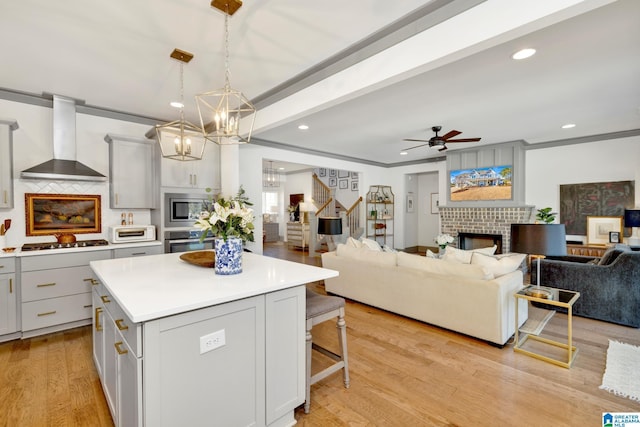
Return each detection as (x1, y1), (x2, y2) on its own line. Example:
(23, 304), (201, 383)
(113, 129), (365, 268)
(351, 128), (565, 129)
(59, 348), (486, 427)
(519, 307), (555, 336)
(600, 340), (640, 402)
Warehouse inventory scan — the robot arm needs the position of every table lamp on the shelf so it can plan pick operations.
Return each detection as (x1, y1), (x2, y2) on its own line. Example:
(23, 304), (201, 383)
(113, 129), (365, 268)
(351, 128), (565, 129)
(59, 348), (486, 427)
(510, 223), (567, 298)
(318, 217), (343, 252)
(624, 209), (640, 246)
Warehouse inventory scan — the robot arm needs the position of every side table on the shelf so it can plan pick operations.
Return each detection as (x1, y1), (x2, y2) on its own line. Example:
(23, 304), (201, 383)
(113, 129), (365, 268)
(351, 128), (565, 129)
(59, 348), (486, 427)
(514, 285), (580, 368)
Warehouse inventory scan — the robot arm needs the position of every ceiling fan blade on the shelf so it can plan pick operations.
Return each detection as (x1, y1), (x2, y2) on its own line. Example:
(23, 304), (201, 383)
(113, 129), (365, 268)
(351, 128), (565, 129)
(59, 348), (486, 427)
(438, 145), (448, 152)
(402, 142), (431, 151)
(445, 138), (481, 143)
(441, 130), (461, 140)
(402, 138), (430, 142)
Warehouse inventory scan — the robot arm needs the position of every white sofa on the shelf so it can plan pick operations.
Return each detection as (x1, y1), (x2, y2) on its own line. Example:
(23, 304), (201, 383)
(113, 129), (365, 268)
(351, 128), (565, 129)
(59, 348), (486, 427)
(321, 244), (528, 346)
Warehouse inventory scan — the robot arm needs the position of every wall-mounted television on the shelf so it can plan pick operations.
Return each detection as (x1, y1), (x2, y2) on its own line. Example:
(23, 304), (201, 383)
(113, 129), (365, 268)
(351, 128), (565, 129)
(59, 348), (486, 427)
(450, 165), (512, 201)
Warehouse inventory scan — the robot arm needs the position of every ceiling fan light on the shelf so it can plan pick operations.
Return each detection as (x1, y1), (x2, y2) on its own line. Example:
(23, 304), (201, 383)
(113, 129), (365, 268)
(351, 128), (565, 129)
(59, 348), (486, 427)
(512, 48), (536, 60)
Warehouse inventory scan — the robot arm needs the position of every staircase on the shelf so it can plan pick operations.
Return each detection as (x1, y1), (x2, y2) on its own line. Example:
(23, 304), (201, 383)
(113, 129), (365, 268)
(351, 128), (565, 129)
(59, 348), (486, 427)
(311, 174), (363, 246)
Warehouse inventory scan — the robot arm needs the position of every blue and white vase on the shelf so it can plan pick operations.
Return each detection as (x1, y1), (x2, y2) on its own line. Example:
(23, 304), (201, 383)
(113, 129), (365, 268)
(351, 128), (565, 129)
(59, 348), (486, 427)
(214, 237), (243, 275)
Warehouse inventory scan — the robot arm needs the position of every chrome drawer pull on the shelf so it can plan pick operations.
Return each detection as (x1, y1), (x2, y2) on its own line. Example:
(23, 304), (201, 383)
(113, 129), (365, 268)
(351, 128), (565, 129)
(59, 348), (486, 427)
(115, 319), (129, 331)
(37, 311), (57, 317)
(115, 341), (128, 355)
(37, 282), (56, 287)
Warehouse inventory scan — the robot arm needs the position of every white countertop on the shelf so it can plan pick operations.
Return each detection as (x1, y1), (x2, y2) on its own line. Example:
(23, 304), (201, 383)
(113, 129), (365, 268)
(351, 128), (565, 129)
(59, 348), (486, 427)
(7, 240), (162, 257)
(90, 251), (338, 323)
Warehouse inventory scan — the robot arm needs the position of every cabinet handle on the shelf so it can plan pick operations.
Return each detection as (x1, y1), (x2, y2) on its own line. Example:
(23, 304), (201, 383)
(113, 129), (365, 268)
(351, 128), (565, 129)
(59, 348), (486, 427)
(84, 278), (99, 286)
(37, 311), (57, 317)
(0, 265), (4, 269)
(83, 304), (92, 308)
(101, 295), (111, 304)
(115, 341), (128, 355)
(115, 319), (129, 331)
(131, 252), (145, 256)
(95, 307), (103, 331)
(37, 282), (56, 287)
(9, 278), (12, 293)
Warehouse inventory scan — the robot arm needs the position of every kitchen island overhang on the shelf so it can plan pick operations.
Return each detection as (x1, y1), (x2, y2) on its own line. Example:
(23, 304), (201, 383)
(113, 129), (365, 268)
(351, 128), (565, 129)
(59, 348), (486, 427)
(90, 250), (338, 323)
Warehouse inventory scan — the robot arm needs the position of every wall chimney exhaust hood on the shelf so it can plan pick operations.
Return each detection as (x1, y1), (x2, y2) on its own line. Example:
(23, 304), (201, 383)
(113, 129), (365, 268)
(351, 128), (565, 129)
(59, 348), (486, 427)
(21, 94), (107, 182)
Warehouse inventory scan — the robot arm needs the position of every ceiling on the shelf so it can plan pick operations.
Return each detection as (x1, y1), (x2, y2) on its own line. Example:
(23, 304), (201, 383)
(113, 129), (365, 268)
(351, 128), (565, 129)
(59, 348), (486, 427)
(1, 0), (639, 167)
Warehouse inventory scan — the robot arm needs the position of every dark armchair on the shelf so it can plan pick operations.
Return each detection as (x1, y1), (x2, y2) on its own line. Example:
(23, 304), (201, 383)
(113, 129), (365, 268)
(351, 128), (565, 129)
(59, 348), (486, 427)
(531, 244), (640, 328)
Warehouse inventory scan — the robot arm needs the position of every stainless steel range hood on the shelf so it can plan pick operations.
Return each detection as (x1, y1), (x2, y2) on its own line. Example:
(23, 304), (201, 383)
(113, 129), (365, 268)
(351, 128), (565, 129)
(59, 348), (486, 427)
(21, 95), (107, 182)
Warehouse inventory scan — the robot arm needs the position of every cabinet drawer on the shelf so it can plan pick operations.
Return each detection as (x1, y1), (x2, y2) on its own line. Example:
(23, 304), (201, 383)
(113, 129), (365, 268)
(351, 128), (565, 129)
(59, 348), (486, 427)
(22, 266), (94, 302)
(0, 258), (15, 273)
(100, 288), (142, 357)
(22, 292), (92, 331)
(113, 245), (162, 258)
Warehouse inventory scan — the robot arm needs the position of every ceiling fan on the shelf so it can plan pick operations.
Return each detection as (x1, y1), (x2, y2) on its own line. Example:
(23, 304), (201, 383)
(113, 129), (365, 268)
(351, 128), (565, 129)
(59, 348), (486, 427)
(403, 126), (481, 152)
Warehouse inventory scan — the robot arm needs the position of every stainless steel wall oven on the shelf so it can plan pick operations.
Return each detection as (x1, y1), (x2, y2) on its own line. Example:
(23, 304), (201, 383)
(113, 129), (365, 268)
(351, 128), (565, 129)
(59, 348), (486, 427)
(164, 230), (214, 253)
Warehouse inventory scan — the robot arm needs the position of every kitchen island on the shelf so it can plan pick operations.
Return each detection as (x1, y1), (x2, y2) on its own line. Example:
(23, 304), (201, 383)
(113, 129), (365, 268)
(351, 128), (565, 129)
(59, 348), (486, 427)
(90, 251), (338, 427)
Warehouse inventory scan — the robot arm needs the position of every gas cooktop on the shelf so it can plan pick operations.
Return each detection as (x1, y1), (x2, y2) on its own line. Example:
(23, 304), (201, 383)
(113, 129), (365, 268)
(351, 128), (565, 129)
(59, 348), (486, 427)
(21, 239), (110, 251)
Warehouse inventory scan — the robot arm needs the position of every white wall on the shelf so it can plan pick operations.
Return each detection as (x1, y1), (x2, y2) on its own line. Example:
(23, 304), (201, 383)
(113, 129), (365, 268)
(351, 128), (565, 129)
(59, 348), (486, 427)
(526, 136), (640, 211)
(417, 172), (439, 247)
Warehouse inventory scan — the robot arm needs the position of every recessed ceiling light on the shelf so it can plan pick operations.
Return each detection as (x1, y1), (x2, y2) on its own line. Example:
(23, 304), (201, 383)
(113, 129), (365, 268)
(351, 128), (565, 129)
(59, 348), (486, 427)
(511, 48), (536, 60)
(170, 101), (184, 108)
(278, 167), (285, 170)
(562, 123), (576, 129)
(298, 124), (309, 130)
(400, 151), (408, 156)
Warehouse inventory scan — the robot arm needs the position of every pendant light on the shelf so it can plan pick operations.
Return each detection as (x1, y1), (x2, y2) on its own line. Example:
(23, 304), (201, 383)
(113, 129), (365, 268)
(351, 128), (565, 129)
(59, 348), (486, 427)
(196, 0), (256, 145)
(263, 161), (280, 188)
(154, 48), (206, 161)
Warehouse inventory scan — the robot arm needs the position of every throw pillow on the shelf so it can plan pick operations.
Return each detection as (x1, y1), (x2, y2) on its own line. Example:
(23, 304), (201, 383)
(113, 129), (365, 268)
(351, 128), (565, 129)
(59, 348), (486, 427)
(442, 245), (497, 264)
(598, 246), (625, 265)
(383, 245), (398, 253)
(470, 252), (526, 277)
(360, 238), (383, 252)
(397, 252), (493, 280)
(345, 236), (363, 248)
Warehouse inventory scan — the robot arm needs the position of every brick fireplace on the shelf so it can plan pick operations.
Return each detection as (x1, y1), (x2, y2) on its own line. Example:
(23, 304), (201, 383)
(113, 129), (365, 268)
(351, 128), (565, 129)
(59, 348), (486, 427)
(439, 206), (535, 253)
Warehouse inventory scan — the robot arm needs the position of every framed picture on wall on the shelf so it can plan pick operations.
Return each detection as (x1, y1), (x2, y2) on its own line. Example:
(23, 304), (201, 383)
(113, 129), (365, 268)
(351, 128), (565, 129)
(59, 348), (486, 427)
(329, 169), (336, 177)
(318, 168), (326, 177)
(351, 172), (358, 179)
(328, 177), (337, 187)
(339, 179), (348, 189)
(587, 216), (623, 245)
(338, 170), (349, 178)
(351, 181), (359, 191)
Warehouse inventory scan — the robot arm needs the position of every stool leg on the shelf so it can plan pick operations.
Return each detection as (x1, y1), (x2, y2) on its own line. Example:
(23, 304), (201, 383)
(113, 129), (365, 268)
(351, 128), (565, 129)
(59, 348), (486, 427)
(337, 308), (350, 388)
(304, 321), (312, 414)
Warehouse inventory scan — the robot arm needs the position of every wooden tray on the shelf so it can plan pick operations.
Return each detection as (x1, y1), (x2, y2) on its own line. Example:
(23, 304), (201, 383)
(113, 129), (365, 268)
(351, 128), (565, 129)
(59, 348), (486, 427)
(179, 250), (215, 268)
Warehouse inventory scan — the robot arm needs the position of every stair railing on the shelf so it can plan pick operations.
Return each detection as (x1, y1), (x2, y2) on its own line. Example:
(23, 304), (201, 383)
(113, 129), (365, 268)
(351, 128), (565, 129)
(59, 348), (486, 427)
(344, 196), (363, 238)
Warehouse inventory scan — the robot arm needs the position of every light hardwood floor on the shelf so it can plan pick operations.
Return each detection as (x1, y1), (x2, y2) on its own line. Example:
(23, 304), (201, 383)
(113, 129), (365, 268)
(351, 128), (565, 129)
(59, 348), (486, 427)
(1, 244), (638, 426)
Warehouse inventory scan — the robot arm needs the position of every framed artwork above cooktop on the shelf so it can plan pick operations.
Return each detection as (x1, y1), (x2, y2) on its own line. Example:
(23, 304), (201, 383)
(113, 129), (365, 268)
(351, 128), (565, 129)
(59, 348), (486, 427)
(25, 193), (102, 236)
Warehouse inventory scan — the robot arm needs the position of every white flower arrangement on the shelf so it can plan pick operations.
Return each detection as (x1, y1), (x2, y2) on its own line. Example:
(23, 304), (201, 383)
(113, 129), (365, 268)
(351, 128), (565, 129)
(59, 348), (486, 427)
(435, 233), (454, 249)
(194, 188), (255, 243)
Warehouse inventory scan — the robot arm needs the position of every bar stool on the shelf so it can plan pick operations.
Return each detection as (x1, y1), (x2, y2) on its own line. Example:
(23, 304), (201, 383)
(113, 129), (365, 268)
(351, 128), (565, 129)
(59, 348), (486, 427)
(305, 289), (350, 414)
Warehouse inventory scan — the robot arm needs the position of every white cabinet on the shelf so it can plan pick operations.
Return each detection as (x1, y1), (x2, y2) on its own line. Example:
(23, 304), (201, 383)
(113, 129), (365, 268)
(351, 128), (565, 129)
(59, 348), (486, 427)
(113, 245), (163, 259)
(105, 134), (157, 209)
(0, 257), (17, 338)
(20, 250), (111, 337)
(160, 140), (220, 190)
(287, 222), (310, 249)
(0, 119), (18, 208)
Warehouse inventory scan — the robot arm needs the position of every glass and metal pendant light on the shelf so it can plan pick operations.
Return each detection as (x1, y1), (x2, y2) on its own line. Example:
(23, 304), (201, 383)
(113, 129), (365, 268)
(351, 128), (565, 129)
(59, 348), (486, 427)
(263, 161), (280, 188)
(196, 0), (256, 145)
(154, 48), (206, 161)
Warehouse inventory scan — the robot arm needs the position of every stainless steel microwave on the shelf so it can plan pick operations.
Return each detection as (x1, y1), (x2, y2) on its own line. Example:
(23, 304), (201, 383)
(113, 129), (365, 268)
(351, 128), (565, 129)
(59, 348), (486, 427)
(164, 193), (210, 228)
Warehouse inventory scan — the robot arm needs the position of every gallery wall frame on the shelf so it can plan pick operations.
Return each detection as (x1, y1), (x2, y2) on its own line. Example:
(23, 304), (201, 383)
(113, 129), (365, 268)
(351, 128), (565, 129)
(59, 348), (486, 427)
(339, 179), (348, 189)
(586, 215), (623, 245)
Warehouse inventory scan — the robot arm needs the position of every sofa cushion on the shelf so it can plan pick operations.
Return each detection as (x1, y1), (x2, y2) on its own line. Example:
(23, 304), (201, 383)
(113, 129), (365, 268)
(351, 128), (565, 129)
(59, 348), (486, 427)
(397, 252), (493, 280)
(360, 238), (383, 252)
(598, 246), (628, 265)
(471, 252), (526, 277)
(345, 236), (363, 248)
(442, 245), (497, 264)
(336, 244), (397, 266)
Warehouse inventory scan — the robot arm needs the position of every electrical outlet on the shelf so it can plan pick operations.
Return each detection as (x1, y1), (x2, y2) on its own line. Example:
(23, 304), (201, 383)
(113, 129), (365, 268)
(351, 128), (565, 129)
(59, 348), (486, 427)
(200, 329), (226, 354)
